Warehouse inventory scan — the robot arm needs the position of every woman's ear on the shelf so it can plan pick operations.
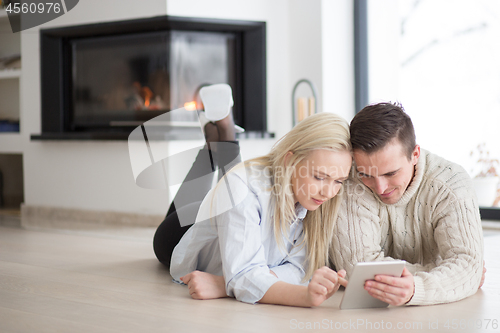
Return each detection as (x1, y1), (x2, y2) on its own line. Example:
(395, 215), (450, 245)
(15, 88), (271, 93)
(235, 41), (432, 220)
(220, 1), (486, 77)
(284, 151), (293, 167)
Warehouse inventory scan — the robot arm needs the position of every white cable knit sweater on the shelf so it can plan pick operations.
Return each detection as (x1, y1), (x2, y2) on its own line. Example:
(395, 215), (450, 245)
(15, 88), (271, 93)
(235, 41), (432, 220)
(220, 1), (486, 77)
(331, 149), (484, 305)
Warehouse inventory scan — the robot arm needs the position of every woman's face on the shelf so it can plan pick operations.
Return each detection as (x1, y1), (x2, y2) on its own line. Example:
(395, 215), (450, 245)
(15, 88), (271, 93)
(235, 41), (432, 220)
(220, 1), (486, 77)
(290, 149), (352, 211)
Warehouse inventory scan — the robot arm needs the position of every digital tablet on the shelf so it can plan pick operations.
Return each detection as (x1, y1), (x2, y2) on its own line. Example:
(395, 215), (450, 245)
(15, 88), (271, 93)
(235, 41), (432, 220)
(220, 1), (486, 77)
(339, 260), (406, 310)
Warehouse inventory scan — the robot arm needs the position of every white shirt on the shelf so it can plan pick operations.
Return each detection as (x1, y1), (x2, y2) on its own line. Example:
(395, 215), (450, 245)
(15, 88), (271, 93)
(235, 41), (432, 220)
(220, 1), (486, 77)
(169, 163), (308, 304)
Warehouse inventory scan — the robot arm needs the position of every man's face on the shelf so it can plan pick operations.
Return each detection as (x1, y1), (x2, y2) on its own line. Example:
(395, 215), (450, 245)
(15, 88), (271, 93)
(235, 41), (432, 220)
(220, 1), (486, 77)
(353, 140), (420, 204)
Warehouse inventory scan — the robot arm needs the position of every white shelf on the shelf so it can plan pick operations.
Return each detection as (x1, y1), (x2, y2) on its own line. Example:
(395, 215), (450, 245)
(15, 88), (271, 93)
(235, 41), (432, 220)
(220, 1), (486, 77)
(0, 69), (21, 79)
(0, 133), (23, 153)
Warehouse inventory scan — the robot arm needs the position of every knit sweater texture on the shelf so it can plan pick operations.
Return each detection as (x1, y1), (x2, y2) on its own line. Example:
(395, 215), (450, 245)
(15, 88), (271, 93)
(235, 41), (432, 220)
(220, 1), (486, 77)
(331, 149), (484, 305)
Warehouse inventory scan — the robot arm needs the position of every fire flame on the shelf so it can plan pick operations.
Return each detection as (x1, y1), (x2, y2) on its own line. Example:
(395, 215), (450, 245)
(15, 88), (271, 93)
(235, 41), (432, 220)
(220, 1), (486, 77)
(143, 87), (153, 108)
(184, 101), (197, 111)
(133, 82), (154, 109)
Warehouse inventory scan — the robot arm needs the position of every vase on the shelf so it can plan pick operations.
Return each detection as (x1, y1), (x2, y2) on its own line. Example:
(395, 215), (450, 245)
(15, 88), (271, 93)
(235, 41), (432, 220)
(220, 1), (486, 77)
(472, 177), (500, 207)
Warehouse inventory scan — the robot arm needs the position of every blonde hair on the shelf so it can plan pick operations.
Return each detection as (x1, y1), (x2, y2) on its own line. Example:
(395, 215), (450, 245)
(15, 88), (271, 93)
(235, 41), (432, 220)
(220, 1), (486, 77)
(247, 112), (351, 281)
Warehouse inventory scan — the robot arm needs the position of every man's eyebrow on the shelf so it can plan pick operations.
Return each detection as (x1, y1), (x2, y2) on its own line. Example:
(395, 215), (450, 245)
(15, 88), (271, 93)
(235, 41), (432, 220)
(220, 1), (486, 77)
(356, 168), (400, 177)
(381, 168), (400, 176)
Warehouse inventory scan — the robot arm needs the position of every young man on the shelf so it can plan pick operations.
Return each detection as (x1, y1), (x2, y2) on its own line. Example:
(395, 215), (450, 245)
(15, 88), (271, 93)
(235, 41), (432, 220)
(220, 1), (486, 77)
(331, 102), (484, 306)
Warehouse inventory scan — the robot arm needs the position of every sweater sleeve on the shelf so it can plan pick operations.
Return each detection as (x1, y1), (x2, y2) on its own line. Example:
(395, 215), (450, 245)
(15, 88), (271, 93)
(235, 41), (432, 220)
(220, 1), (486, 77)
(407, 186), (484, 305)
(332, 176), (484, 306)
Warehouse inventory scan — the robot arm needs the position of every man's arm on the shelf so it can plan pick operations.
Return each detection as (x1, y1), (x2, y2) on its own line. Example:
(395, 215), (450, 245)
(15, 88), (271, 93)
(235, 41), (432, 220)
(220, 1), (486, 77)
(331, 179), (484, 306)
(402, 194), (484, 305)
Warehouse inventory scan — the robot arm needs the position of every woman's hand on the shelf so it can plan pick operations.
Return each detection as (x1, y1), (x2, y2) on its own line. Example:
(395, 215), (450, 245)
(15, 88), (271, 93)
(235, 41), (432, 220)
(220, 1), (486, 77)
(180, 271), (228, 300)
(306, 266), (347, 307)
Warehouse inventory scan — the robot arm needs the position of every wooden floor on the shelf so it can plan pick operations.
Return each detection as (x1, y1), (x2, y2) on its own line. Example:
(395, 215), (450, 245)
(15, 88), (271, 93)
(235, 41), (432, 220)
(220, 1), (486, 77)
(1, 224), (499, 333)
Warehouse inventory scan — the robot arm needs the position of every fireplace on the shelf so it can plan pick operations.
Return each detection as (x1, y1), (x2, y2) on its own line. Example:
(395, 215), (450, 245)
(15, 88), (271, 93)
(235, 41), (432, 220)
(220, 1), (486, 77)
(32, 16), (267, 140)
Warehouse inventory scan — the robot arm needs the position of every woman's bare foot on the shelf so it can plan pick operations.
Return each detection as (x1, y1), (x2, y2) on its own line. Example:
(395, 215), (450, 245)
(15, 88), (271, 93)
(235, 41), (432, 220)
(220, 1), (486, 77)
(180, 271), (228, 300)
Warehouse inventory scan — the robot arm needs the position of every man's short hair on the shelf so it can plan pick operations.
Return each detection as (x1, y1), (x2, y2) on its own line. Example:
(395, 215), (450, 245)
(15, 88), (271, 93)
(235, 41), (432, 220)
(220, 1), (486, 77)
(350, 102), (416, 159)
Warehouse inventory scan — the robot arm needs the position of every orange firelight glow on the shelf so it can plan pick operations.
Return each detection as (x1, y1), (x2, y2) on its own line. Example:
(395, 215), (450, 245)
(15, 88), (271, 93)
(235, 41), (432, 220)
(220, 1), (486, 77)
(143, 87), (153, 107)
(184, 101), (197, 111)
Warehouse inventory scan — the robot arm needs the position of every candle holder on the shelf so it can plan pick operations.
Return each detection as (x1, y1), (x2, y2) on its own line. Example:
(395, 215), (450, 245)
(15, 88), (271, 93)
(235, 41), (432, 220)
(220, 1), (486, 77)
(292, 79), (318, 127)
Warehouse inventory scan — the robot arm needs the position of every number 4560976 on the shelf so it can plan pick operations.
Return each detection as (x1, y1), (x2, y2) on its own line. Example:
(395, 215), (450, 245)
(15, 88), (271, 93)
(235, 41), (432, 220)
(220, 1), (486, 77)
(5, 2), (62, 14)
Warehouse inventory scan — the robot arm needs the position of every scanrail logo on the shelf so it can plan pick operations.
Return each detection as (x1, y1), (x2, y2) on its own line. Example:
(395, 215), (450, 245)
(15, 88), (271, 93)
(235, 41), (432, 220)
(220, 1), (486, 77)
(2, 0), (79, 33)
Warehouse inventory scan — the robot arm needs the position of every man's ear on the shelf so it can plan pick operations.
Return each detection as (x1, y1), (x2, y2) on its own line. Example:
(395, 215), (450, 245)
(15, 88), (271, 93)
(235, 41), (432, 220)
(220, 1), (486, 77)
(411, 145), (421, 165)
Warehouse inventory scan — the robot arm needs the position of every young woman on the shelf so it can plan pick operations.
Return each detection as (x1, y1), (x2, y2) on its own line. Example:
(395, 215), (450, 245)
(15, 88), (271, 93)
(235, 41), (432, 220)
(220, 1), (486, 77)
(153, 110), (352, 307)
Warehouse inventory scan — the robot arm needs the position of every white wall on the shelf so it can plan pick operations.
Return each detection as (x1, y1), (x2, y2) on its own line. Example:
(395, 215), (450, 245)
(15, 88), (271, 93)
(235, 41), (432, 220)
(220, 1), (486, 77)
(321, 0), (355, 122)
(20, 0), (355, 216)
(288, 0), (323, 119)
(286, 0), (355, 125)
(21, 0), (170, 215)
(367, 0), (400, 103)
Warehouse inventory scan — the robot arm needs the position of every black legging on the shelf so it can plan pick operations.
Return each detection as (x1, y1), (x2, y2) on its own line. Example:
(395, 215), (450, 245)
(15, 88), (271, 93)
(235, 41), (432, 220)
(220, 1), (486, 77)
(153, 141), (241, 268)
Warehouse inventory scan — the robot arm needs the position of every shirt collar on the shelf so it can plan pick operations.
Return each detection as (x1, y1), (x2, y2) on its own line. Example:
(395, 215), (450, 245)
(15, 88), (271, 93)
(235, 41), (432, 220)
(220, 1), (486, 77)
(295, 203), (307, 219)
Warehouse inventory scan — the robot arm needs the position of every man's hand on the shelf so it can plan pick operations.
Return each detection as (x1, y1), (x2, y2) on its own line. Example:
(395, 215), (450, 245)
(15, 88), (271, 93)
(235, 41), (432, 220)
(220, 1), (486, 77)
(180, 271), (228, 300)
(364, 267), (414, 306)
(479, 260), (487, 288)
(306, 267), (347, 307)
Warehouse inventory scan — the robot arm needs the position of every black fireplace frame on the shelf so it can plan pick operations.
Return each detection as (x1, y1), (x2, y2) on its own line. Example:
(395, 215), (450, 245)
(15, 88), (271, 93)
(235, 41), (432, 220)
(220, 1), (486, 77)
(32, 15), (267, 140)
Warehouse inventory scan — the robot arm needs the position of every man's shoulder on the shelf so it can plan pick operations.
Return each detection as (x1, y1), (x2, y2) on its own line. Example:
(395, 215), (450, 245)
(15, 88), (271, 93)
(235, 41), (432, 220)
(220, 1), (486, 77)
(423, 150), (470, 182)
(421, 150), (474, 198)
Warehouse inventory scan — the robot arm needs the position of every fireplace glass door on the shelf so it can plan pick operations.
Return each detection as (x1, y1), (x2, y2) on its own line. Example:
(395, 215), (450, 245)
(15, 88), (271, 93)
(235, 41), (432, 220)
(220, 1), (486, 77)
(71, 30), (237, 131)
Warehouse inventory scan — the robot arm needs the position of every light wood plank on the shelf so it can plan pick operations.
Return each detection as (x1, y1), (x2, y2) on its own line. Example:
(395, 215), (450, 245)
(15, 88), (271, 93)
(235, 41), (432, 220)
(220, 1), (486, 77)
(0, 226), (499, 333)
(0, 306), (122, 333)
